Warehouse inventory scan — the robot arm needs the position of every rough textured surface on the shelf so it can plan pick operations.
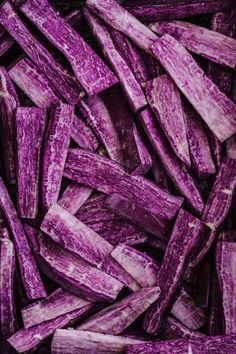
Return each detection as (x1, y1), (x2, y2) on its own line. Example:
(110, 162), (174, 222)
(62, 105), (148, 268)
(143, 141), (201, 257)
(71, 111), (99, 151)
(21, 287), (91, 329)
(207, 127), (222, 169)
(0, 2), (81, 104)
(139, 108), (204, 214)
(150, 20), (236, 68)
(216, 241), (236, 334)
(151, 34), (236, 142)
(84, 9), (147, 112)
(143, 209), (203, 334)
(146, 75), (190, 166)
(131, 124), (152, 175)
(86, 0), (157, 53)
(159, 316), (205, 340)
(25, 224), (124, 302)
(51, 329), (145, 353)
(16, 107), (47, 218)
(21, 0), (118, 95)
(42, 103), (74, 211)
(0, 177), (46, 300)
(64, 149), (183, 220)
(220, 230), (236, 242)
(58, 183), (93, 215)
(227, 135), (236, 160)
(0, 31), (14, 58)
(201, 158), (236, 231)
(0, 66), (19, 184)
(78, 287), (160, 334)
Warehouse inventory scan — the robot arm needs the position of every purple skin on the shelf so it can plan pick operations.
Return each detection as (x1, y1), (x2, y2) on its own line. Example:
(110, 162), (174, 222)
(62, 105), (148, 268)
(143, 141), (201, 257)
(146, 75), (190, 166)
(138, 108), (204, 214)
(159, 316), (205, 340)
(151, 34), (236, 142)
(86, 0), (157, 53)
(84, 9), (147, 113)
(0, 177), (46, 300)
(0, 2), (81, 104)
(8, 305), (92, 354)
(51, 329), (146, 354)
(64, 149), (184, 220)
(58, 184), (93, 215)
(16, 108), (47, 219)
(21, 0), (118, 96)
(42, 103), (74, 211)
(216, 241), (236, 334)
(0, 67), (19, 184)
(201, 158), (236, 231)
(0, 239), (17, 339)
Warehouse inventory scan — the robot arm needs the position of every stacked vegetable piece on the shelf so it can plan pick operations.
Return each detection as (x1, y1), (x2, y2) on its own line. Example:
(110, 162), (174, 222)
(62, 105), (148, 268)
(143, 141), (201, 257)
(0, 0), (236, 353)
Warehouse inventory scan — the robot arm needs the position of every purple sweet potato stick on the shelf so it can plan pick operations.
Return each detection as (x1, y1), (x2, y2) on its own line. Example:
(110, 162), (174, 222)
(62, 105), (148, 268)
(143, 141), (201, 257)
(131, 124), (152, 175)
(159, 316), (205, 340)
(227, 135), (236, 160)
(0, 31), (14, 58)
(219, 230), (236, 242)
(21, 0), (118, 96)
(0, 227), (10, 240)
(0, 177), (46, 300)
(71, 111), (99, 151)
(151, 34), (236, 142)
(58, 183), (93, 215)
(206, 127), (222, 169)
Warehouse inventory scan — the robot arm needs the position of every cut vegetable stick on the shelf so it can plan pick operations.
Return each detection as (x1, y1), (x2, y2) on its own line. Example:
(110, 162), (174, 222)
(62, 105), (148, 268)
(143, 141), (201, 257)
(41, 204), (139, 291)
(0, 2), (81, 104)
(151, 155), (172, 192)
(8, 306), (92, 354)
(84, 9), (147, 113)
(0, 227), (10, 240)
(106, 194), (168, 239)
(86, 0), (157, 53)
(143, 209), (203, 334)
(206, 128), (222, 169)
(201, 158), (236, 231)
(150, 21), (236, 69)
(25, 224), (124, 302)
(216, 241), (236, 334)
(16, 107), (47, 219)
(0, 67), (19, 184)
(131, 124), (152, 175)
(151, 35), (236, 142)
(42, 103), (74, 211)
(227, 135), (236, 160)
(139, 108), (204, 214)
(0, 177), (46, 300)
(51, 329), (145, 354)
(77, 287), (160, 335)
(146, 75), (190, 166)
(0, 239), (17, 338)
(64, 149), (183, 220)
(58, 184), (93, 215)
(159, 316), (205, 340)
(71, 112), (99, 151)
(184, 102), (216, 177)
(219, 230), (236, 242)
(21, 288), (91, 329)
(21, 0), (118, 96)
(0, 31), (14, 58)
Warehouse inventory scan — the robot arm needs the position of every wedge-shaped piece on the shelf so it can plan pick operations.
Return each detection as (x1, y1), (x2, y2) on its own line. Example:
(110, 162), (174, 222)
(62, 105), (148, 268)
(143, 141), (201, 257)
(21, 0), (117, 96)
(106, 194), (168, 239)
(22, 287), (91, 329)
(139, 108), (204, 214)
(25, 224), (123, 301)
(64, 149), (183, 220)
(51, 329), (145, 354)
(159, 316), (205, 340)
(143, 209), (203, 334)
(41, 204), (139, 291)
(84, 9), (146, 112)
(151, 35), (236, 142)
(150, 21), (236, 68)
(146, 75), (190, 166)
(58, 184), (93, 215)
(42, 103), (73, 211)
(216, 241), (236, 334)
(78, 287), (160, 334)
(16, 107), (47, 218)
(0, 2), (80, 104)
(0, 239), (17, 338)
(8, 306), (92, 354)
(201, 158), (236, 231)
(86, 0), (157, 53)
(0, 177), (46, 300)
(0, 67), (19, 184)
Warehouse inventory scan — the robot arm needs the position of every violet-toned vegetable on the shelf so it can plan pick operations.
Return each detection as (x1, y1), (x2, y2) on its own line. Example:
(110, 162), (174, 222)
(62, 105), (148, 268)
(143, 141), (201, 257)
(227, 135), (236, 160)
(58, 184), (93, 215)
(0, 31), (14, 58)
(146, 75), (190, 166)
(159, 316), (205, 340)
(0, 177), (46, 300)
(21, 0), (118, 96)
(71, 112), (99, 151)
(0, 227), (9, 240)
(64, 149), (183, 220)
(0, 66), (19, 184)
(0, 2), (81, 104)
(42, 103), (74, 211)
(16, 107), (47, 219)
(151, 34), (236, 142)
(219, 230), (236, 242)
(206, 127), (222, 169)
